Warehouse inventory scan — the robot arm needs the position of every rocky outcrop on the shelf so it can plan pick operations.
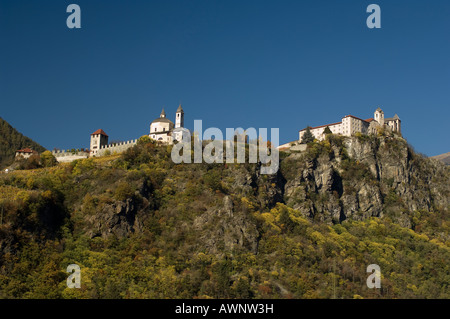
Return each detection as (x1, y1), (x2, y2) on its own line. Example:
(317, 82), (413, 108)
(77, 135), (449, 248)
(281, 135), (449, 226)
(85, 197), (143, 238)
(193, 195), (260, 255)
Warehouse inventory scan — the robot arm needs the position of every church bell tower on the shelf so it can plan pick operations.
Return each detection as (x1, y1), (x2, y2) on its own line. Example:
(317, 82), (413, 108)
(175, 104), (184, 128)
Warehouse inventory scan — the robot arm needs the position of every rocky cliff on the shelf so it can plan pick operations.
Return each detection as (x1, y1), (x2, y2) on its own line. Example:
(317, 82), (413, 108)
(0, 134), (448, 298)
(281, 135), (448, 228)
(65, 134), (448, 247)
(75, 134), (448, 254)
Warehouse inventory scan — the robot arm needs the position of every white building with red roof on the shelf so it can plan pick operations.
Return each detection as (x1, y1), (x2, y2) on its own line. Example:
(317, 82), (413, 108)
(299, 108), (401, 142)
(90, 129), (109, 155)
(15, 148), (38, 159)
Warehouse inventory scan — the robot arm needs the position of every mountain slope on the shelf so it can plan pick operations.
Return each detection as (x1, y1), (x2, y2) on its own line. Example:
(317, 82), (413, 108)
(0, 134), (448, 299)
(0, 117), (46, 168)
(431, 152), (450, 165)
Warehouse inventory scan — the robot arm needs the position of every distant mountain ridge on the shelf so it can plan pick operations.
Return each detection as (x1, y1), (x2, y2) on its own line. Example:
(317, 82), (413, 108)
(0, 117), (46, 168)
(431, 152), (450, 165)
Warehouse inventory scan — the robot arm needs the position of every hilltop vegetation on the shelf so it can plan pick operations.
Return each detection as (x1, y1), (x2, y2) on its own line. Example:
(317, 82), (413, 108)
(0, 117), (46, 169)
(0, 134), (448, 299)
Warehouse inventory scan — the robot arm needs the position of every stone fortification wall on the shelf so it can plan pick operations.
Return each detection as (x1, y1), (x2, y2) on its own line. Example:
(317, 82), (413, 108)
(52, 150), (90, 163)
(96, 139), (138, 156)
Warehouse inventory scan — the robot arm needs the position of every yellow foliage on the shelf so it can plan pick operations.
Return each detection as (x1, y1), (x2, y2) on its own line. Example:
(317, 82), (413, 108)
(260, 212), (281, 232)
(26, 177), (36, 189)
(42, 190), (53, 200)
(309, 231), (326, 245)
(407, 284), (418, 292)
(0, 185), (23, 200)
(14, 190), (31, 203)
(241, 197), (256, 211)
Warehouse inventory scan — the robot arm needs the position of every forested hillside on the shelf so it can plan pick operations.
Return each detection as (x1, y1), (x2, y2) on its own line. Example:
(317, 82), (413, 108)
(0, 133), (448, 299)
(0, 117), (46, 168)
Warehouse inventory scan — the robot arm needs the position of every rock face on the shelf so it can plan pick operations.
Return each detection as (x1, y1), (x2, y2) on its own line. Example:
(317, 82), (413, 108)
(193, 195), (260, 255)
(75, 135), (449, 254)
(85, 198), (143, 238)
(431, 152), (450, 166)
(83, 180), (154, 239)
(281, 136), (449, 227)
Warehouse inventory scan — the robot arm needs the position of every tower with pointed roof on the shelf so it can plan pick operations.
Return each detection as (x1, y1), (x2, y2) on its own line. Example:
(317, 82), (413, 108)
(90, 129), (109, 155)
(149, 105), (185, 144)
(175, 104), (184, 129)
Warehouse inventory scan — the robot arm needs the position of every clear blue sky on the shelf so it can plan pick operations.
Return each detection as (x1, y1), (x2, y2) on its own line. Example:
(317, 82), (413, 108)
(1, 0), (449, 156)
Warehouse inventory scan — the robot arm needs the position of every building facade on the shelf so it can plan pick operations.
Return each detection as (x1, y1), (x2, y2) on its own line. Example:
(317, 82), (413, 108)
(90, 129), (109, 156)
(149, 105), (186, 144)
(299, 108), (401, 142)
(15, 148), (38, 159)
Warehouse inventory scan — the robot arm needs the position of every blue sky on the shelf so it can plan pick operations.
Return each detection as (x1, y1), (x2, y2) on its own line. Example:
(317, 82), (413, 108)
(0, 0), (449, 156)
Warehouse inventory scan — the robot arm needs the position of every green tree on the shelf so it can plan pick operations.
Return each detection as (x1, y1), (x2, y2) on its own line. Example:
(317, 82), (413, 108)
(20, 154), (41, 170)
(323, 126), (332, 135)
(301, 126), (315, 144)
(137, 135), (152, 145)
(114, 181), (135, 201)
(279, 207), (296, 233)
(40, 150), (57, 168)
(203, 169), (223, 192)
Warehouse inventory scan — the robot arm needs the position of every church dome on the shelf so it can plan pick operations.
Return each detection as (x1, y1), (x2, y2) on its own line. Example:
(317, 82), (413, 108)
(151, 107), (174, 125)
(151, 117), (174, 125)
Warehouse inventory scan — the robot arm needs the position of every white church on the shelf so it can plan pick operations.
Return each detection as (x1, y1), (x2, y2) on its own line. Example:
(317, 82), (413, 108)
(149, 104), (188, 144)
(84, 105), (188, 158)
(298, 107), (401, 142)
(53, 105), (402, 161)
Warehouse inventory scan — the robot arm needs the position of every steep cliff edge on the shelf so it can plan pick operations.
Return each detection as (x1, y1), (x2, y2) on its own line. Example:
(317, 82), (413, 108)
(0, 135), (448, 298)
(281, 135), (448, 229)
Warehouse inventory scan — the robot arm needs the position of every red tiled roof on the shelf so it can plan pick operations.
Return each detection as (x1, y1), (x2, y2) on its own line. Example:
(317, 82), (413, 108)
(16, 148), (36, 153)
(299, 115), (375, 132)
(91, 129), (109, 137)
(299, 121), (341, 132)
(343, 114), (366, 121)
(344, 115), (375, 123)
